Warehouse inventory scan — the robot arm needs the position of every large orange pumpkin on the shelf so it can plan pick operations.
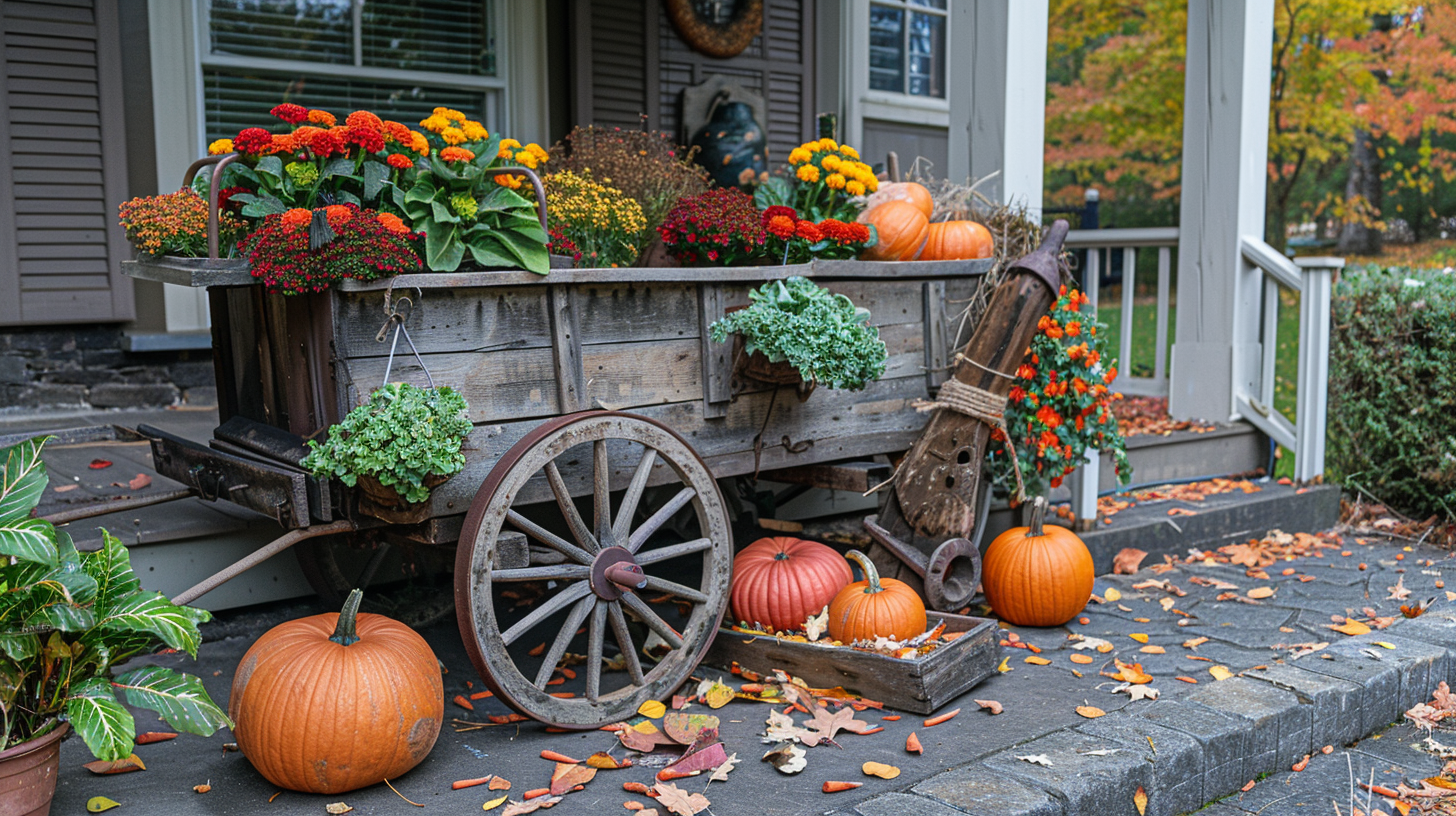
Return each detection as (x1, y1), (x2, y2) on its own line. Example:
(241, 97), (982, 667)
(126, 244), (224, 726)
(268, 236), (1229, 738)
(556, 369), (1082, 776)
(827, 550), (927, 642)
(981, 497), (1094, 626)
(857, 201), (929, 261)
(866, 181), (933, 220)
(229, 590), (443, 793)
(731, 536), (853, 632)
(921, 220), (995, 261)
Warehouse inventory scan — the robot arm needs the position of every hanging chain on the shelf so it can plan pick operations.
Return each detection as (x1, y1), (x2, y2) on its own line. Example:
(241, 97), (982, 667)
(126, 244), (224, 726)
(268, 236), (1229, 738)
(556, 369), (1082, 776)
(375, 292), (436, 390)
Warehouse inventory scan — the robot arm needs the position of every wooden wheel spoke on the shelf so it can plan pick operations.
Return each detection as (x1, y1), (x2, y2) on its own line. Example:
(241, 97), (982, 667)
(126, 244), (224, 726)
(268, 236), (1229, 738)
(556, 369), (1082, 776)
(620, 591), (684, 650)
(492, 564), (591, 582)
(586, 601), (606, 702)
(545, 460), (598, 552)
(634, 537), (713, 566)
(640, 574), (708, 604)
(533, 595), (595, 689)
(507, 510), (594, 565)
(611, 448), (658, 544)
(627, 487), (696, 553)
(500, 580), (593, 646)
(593, 439), (612, 542)
(607, 601), (645, 686)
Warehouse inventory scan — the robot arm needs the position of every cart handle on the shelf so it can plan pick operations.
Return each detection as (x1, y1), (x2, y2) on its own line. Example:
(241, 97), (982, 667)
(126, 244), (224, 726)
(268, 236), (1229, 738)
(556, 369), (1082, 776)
(171, 519), (356, 606)
(181, 158), (551, 261)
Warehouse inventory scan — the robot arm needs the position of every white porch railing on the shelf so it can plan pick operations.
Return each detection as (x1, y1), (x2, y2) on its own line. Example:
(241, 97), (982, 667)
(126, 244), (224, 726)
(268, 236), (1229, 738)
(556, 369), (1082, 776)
(1062, 227), (1180, 526)
(1237, 237), (1342, 483)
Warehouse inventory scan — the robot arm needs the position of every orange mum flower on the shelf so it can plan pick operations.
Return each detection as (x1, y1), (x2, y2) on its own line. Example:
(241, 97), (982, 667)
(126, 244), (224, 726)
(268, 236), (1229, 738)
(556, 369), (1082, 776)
(439, 146), (476, 163)
(382, 120), (413, 144)
(375, 212), (410, 235)
(1103, 366), (1118, 384)
(1065, 321), (1081, 337)
(345, 110), (384, 131)
(324, 205), (352, 228)
(1037, 405), (1062, 429)
(1015, 364), (1036, 380)
(307, 109), (336, 126)
(280, 208), (312, 230)
(386, 153), (414, 170)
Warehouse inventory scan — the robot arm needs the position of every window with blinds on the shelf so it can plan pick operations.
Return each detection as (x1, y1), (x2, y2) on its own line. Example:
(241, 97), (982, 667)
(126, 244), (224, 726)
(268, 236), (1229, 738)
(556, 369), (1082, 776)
(869, 0), (946, 99)
(203, 0), (500, 143)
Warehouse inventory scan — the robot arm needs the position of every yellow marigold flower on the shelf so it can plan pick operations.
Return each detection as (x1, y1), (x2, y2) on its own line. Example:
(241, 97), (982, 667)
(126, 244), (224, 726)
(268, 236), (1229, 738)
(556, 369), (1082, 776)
(825, 172), (846, 190)
(420, 114), (450, 133)
(462, 121), (488, 141)
(495, 174), (523, 189)
(821, 154), (842, 171)
(788, 147), (812, 165)
(839, 144), (860, 159)
(432, 107), (451, 116)
(527, 143), (549, 161)
(500, 138), (522, 151)
(409, 132), (430, 155)
(845, 179), (866, 196)
(442, 108), (467, 123)
(865, 177), (879, 193)
(208, 138), (234, 155)
(441, 127), (467, 145)
(514, 150), (539, 169)
(818, 138), (838, 152)
(796, 164), (820, 183)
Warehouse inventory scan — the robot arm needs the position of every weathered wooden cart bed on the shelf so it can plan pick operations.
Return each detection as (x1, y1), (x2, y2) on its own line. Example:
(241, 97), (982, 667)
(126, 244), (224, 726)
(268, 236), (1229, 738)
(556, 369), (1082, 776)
(122, 254), (993, 725)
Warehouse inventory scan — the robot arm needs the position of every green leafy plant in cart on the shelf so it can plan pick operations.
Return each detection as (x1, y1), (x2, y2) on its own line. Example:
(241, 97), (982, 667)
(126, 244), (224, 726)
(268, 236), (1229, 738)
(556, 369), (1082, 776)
(0, 437), (231, 761)
(302, 383), (472, 505)
(710, 276), (888, 391)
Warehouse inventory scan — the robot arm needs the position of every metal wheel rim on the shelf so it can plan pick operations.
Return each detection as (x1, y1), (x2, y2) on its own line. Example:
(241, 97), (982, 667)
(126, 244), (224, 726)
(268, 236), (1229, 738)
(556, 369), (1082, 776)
(453, 411), (732, 728)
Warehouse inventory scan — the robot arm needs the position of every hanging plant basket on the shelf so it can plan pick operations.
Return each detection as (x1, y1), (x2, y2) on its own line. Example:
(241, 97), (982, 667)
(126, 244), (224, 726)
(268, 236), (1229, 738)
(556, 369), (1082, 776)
(355, 473), (453, 525)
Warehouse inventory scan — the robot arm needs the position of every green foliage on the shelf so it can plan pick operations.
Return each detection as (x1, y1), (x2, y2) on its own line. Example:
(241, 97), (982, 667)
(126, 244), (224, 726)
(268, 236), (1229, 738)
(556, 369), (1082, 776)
(302, 383), (472, 504)
(399, 150), (550, 274)
(1327, 266), (1456, 519)
(0, 438), (230, 760)
(709, 277), (888, 391)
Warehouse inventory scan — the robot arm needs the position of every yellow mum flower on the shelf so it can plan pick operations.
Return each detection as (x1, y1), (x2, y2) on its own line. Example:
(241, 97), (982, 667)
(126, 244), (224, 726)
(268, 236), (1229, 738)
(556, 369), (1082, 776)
(845, 179), (866, 196)
(527, 143), (549, 161)
(821, 154), (842, 171)
(864, 177), (879, 193)
(410, 132), (430, 156)
(208, 138), (234, 155)
(441, 127), (467, 145)
(825, 173), (846, 190)
(788, 147), (812, 165)
(796, 164), (820, 183)
(462, 121), (488, 141)
(440, 108), (467, 123)
(432, 107), (451, 115)
(495, 174), (523, 189)
(514, 150), (539, 169)
(818, 138), (838, 151)
(839, 144), (860, 159)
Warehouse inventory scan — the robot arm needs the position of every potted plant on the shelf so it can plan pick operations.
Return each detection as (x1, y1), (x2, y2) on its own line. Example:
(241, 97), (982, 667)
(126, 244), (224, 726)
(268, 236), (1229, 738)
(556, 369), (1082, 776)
(710, 276), (888, 396)
(301, 383), (472, 523)
(0, 437), (231, 815)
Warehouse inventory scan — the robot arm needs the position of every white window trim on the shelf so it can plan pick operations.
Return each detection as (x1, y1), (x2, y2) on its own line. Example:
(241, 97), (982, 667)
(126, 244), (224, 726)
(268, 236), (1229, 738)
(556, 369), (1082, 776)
(844, 0), (950, 150)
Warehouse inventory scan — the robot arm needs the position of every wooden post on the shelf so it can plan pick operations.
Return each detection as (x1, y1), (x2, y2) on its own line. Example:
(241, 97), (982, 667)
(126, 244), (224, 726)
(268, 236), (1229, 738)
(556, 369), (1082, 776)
(946, 0), (1048, 210)
(1169, 0), (1275, 421)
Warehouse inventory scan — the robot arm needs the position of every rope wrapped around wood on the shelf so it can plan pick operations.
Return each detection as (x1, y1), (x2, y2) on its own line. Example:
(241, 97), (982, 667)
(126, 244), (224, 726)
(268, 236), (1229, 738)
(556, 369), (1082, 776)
(911, 378), (1026, 501)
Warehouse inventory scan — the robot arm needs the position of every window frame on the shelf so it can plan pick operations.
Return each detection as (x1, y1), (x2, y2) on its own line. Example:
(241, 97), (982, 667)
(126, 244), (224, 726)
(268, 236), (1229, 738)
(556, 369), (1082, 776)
(866, 0), (948, 101)
(194, 0), (509, 143)
(843, 0), (949, 152)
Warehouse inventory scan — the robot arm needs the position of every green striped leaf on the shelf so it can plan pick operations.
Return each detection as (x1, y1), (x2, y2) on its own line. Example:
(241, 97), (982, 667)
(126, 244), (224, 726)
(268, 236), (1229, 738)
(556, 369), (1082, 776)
(65, 677), (136, 762)
(0, 436), (49, 522)
(96, 592), (206, 657)
(112, 665), (231, 737)
(82, 531), (139, 607)
(0, 632), (39, 661)
(0, 517), (57, 566)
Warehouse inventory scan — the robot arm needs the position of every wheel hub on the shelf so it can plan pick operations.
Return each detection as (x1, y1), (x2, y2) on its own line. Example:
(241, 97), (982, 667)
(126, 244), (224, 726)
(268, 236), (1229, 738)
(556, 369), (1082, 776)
(590, 546), (646, 600)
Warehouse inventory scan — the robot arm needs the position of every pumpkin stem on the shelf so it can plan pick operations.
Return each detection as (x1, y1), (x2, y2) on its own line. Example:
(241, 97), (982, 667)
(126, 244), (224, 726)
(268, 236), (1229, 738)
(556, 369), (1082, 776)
(1027, 495), (1048, 537)
(844, 549), (884, 595)
(330, 588), (364, 646)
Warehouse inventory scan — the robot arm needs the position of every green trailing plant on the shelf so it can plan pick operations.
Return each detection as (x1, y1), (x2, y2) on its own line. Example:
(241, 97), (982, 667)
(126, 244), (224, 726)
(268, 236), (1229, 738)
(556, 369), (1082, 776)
(0, 437), (231, 760)
(710, 277), (888, 391)
(302, 383), (472, 504)
(1328, 265), (1456, 519)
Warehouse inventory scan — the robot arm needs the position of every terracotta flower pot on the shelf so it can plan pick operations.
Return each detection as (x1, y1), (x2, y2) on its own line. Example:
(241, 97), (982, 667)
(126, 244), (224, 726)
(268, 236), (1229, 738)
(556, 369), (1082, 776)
(0, 722), (69, 816)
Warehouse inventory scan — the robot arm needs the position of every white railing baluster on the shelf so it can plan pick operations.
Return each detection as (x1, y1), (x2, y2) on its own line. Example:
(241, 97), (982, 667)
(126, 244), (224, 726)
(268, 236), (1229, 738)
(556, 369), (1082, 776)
(1260, 277), (1279, 411)
(1084, 246), (1100, 308)
(1293, 257), (1341, 482)
(1154, 246), (1171, 381)
(1120, 247), (1136, 382)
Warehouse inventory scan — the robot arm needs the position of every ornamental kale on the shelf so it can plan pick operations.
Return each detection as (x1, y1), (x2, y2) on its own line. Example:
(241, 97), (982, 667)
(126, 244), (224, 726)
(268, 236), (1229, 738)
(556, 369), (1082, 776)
(302, 383), (472, 505)
(710, 277), (888, 391)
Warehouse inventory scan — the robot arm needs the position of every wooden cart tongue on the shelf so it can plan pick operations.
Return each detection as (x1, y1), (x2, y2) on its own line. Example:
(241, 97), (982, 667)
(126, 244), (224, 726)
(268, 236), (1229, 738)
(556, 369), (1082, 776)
(867, 220), (1071, 602)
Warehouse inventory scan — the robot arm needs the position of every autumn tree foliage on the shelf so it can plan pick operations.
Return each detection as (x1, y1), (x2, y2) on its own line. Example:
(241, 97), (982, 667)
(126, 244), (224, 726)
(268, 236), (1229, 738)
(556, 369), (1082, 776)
(1046, 0), (1456, 247)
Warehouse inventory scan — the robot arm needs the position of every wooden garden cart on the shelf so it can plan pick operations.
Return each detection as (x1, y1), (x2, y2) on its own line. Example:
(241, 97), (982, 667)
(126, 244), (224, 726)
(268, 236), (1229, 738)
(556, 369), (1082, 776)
(110, 158), (1000, 727)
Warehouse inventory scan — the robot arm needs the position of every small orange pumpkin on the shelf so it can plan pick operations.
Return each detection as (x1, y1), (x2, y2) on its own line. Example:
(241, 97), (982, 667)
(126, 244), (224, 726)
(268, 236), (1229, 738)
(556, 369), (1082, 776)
(866, 181), (933, 220)
(731, 536), (853, 632)
(827, 550), (927, 642)
(921, 220), (995, 261)
(981, 497), (1094, 626)
(857, 201), (929, 261)
(229, 590), (443, 793)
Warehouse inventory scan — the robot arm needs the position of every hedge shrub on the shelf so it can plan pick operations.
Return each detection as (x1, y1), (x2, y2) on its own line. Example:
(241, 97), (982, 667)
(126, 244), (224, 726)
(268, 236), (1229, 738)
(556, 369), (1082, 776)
(1328, 265), (1456, 519)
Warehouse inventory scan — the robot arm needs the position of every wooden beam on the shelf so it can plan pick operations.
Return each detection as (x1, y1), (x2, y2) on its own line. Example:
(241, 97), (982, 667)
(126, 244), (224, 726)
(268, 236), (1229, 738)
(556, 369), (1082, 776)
(760, 461), (891, 493)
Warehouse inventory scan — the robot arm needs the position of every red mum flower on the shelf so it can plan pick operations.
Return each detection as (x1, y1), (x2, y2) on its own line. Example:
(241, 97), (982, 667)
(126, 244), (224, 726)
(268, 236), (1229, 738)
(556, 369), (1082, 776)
(766, 215), (796, 239)
(270, 103), (308, 124)
(345, 124), (385, 153)
(795, 220), (822, 242)
(761, 205), (797, 223)
(233, 127), (273, 155)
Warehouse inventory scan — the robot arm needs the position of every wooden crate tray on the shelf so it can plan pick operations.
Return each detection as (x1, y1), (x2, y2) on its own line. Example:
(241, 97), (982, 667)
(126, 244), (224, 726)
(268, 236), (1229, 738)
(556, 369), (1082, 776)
(702, 613), (999, 714)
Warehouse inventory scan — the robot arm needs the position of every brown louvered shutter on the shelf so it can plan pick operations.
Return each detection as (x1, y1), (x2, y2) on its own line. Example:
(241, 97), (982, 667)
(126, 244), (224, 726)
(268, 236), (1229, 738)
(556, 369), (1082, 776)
(0, 0), (133, 326)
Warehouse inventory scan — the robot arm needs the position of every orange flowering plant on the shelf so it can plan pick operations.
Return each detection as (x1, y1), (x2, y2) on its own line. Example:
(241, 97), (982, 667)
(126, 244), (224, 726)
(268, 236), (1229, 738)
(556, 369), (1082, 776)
(207, 104), (429, 220)
(243, 205), (419, 295)
(118, 189), (248, 257)
(987, 285), (1132, 498)
(759, 205), (874, 264)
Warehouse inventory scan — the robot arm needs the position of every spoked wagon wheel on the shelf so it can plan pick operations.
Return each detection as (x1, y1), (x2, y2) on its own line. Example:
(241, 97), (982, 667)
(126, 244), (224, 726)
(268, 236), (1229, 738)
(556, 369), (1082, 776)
(454, 411), (733, 728)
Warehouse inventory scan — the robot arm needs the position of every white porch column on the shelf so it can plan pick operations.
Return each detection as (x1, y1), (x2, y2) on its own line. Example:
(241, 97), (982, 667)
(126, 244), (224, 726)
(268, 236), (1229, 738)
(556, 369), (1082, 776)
(1168, 0), (1275, 421)
(946, 0), (1048, 211)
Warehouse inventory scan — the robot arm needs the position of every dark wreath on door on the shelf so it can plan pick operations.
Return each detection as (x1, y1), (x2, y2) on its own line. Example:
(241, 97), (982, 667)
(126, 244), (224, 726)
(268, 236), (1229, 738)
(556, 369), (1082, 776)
(664, 0), (763, 59)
